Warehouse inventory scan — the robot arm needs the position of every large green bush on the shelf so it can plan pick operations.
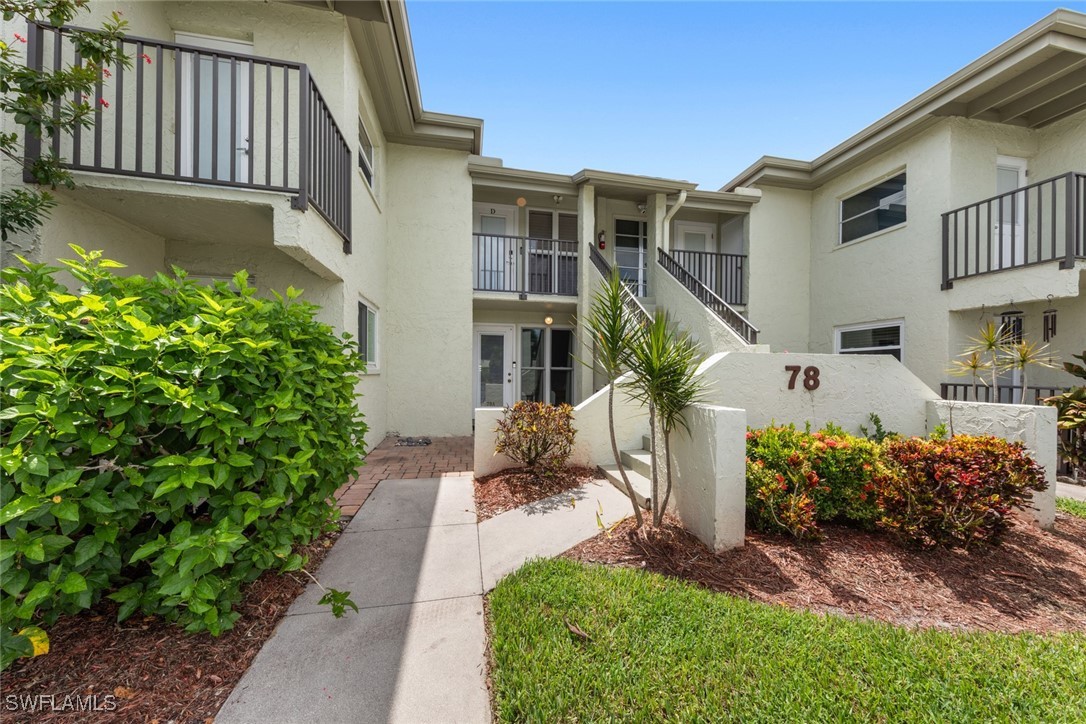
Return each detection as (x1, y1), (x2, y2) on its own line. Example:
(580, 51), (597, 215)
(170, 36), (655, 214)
(0, 249), (367, 668)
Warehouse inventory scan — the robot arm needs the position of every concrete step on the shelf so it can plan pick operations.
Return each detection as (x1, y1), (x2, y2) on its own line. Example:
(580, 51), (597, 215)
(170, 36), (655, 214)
(600, 464), (652, 510)
(620, 448), (653, 479)
(642, 434), (652, 451)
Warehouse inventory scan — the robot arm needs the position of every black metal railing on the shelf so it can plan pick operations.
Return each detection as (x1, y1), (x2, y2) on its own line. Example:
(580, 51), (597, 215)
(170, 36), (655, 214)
(941, 172), (1085, 288)
(588, 244), (651, 323)
(940, 382), (1081, 476)
(473, 234), (577, 295)
(658, 249), (759, 344)
(23, 22), (352, 250)
(670, 250), (746, 305)
(939, 382), (1068, 406)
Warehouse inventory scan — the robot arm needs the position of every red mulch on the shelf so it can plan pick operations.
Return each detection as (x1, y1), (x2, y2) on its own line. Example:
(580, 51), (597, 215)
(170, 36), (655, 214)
(564, 512), (1086, 633)
(2, 526), (343, 723)
(474, 465), (599, 521)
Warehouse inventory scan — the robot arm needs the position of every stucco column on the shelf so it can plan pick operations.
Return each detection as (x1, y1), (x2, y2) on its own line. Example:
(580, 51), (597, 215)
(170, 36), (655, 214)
(647, 192), (667, 299)
(575, 183), (597, 403)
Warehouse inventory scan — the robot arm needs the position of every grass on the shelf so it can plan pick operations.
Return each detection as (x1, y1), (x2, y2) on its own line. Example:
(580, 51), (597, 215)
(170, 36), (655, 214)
(1057, 496), (1086, 519)
(488, 558), (1086, 723)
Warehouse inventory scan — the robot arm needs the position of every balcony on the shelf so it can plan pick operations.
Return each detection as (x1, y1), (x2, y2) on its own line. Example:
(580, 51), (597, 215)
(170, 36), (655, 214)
(670, 250), (747, 306)
(472, 234), (577, 296)
(23, 23), (352, 250)
(941, 172), (1085, 288)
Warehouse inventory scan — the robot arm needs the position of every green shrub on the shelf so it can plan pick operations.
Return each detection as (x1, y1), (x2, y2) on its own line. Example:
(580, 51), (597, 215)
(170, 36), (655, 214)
(0, 249), (367, 669)
(494, 401), (576, 477)
(745, 424), (883, 537)
(877, 436), (1047, 549)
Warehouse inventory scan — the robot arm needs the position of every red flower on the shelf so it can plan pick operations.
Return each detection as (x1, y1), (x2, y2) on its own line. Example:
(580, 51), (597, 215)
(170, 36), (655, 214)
(102, 67), (112, 78)
(14, 33), (27, 43)
(99, 98), (110, 108)
(140, 53), (152, 64)
(745, 431), (754, 440)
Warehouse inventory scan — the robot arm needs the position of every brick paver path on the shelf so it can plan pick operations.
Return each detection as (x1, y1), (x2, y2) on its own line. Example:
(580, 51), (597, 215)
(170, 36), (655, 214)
(333, 436), (474, 517)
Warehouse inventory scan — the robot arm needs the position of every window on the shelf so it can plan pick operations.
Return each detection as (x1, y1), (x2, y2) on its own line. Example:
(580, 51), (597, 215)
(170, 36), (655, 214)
(835, 321), (903, 361)
(357, 300), (377, 369)
(358, 118), (375, 189)
(840, 172), (906, 244)
(519, 327), (574, 405)
(527, 210), (578, 295)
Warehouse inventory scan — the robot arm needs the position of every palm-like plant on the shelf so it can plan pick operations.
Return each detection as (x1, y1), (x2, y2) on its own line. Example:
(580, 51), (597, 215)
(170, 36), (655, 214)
(948, 351), (989, 401)
(967, 321), (1007, 393)
(1004, 339), (1056, 402)
(625, 311), (705, 526)
(582, 270), (643, 527)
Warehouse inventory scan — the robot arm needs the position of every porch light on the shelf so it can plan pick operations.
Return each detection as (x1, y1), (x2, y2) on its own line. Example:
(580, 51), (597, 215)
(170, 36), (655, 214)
(637, 202), (647, 214)
(544, 315), (554, 326)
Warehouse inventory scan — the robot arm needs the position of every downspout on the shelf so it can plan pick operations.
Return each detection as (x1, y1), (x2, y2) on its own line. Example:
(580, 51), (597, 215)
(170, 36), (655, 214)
(661, 189), (688, 254)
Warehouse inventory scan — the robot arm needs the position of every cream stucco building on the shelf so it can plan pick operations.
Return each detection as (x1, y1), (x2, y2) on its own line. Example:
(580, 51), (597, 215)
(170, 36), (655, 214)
(3, 2), (1084, 452)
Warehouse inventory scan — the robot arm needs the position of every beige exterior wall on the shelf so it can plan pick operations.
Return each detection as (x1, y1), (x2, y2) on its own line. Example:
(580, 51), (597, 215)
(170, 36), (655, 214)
(384, 143), (474, 437)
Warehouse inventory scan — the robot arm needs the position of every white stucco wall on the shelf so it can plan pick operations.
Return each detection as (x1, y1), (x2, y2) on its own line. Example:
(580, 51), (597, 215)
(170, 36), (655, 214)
(654, 261), (757, 356)
(384, 143), (474, 437)
(926, 399), (1057, 528)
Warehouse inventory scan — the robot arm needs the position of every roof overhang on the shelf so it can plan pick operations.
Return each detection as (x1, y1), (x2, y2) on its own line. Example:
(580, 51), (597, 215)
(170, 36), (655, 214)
(723, 9), (1086, 192)
(327, 0), (482, 153)
(470, 160), (759, 212)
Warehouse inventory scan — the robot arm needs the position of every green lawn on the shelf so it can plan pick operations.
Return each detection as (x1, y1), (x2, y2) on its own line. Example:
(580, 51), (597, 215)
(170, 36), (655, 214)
(488, 559), (1086, 722)
(1057, 496), (1086, 519)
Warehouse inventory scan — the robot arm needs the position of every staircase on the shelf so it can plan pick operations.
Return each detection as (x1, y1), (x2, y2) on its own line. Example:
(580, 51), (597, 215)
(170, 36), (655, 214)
(600, 434), (655, 510)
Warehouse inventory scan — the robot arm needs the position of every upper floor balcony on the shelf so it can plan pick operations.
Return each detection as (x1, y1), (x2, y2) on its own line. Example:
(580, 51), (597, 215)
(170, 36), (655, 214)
(668, 249), (747, 306)
(22, 22), (353, 251)
(941, 171), (1085, 289)
(472, 233), (577, 297)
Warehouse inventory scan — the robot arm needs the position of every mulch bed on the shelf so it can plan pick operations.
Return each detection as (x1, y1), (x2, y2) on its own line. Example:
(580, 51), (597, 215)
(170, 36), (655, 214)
(474, 465), (599, 521)
(3, 525), (343, 723)
(565, 512), (1086, 633)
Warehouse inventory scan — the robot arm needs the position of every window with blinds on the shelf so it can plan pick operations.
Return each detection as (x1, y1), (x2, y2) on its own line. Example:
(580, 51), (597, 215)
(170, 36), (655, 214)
(527, 210), (578, 295)
(835, 321), (904, 361)
(528, 210), (577, 240)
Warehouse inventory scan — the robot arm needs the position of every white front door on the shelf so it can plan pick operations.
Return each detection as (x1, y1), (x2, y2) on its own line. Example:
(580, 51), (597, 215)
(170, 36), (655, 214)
(993, 156), (1027, 269)
(474, 325), (514, 409)
(473, 204), (518, 291)
(674, 221), (717, 291)
(177, 32), (252, 182)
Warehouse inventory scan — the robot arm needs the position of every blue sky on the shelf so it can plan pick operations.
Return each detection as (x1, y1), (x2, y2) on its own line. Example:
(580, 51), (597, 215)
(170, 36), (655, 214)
(408, 1), (1085, 189)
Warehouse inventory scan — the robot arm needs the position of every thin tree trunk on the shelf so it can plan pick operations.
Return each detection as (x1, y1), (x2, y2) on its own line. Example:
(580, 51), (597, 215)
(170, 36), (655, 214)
(971, 374), (978, 402)
(990, 351), (999, 397)
(609, 382), (643, 527)
(660, 429), (674, 519)
(649, 403), (660, 526)
(1020, 366), (1027, 404)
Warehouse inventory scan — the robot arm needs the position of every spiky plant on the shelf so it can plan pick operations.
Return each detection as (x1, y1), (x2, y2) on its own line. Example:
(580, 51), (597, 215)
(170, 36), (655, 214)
(1004, 339), (1056, 403)
(581, 270), (643, 527)
(948, 351), (990, 401)
(967, 321), (1008, 394)
(625, 311), (705, 526)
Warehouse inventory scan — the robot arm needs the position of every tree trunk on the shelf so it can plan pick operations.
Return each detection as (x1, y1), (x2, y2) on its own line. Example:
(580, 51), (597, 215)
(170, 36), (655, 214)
(649, 403), (660, 526)
(1019, 365), (1028, 404)
(990, 351), (999, 397)
(608, 382), (643, 527)
(971, 373), (979, 402)
(659, 429), (674, 520)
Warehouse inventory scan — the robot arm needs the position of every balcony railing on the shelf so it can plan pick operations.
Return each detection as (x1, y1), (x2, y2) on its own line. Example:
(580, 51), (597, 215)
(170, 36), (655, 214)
(473, 234), (577, 295)
(22, 23), (352, 250)
(588, 244), (651, 323)
(670, 250), (747, 305)
(941, 172), (1085, 288)
(658, 249), (759, 344)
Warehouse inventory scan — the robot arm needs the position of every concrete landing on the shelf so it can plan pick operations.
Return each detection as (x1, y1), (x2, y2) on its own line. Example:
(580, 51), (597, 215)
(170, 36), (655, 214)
(478, 480), (633, 591)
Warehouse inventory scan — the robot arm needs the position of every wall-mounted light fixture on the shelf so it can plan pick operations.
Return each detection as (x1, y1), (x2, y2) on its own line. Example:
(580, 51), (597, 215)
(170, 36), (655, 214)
(553, 194), (563, 206)
(637, 202), (647, 215)
(516, 196), (527, 208)
(597, 230), (606, 249)
(543, 315), (554, 326)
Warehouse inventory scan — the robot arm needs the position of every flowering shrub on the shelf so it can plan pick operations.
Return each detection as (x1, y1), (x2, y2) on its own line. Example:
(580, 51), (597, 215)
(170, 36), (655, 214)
(746, 457), (820, 540)
(877, 436), (1047, 548)
(0, 250), (367, 669)
(494, 401), (576, 477)
(745, 424), (883, 537)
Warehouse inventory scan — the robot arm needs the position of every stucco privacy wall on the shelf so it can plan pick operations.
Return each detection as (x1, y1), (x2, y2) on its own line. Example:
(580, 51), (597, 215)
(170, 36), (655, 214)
(385, 143), (474, 437)
(927, 400), (1057, 528)
(654, 260), (758, 356)
(668, 404), (747, 551)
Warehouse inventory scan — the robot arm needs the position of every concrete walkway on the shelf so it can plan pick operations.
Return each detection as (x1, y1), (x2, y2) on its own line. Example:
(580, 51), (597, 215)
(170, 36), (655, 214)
(216, 473), (633, 724)
(1058, 481), (1086, 502)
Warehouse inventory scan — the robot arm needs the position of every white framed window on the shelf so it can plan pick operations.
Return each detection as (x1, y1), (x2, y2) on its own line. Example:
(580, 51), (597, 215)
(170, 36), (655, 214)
(357, 299), (378, 370)
(835, 320), (903, 361)
(358, 117), (376, 190)
(839, 171), (907, 244)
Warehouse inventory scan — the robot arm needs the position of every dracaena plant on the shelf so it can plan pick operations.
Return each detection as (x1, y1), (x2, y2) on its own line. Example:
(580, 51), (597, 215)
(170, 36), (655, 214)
(1045, 350), (1086, 473)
